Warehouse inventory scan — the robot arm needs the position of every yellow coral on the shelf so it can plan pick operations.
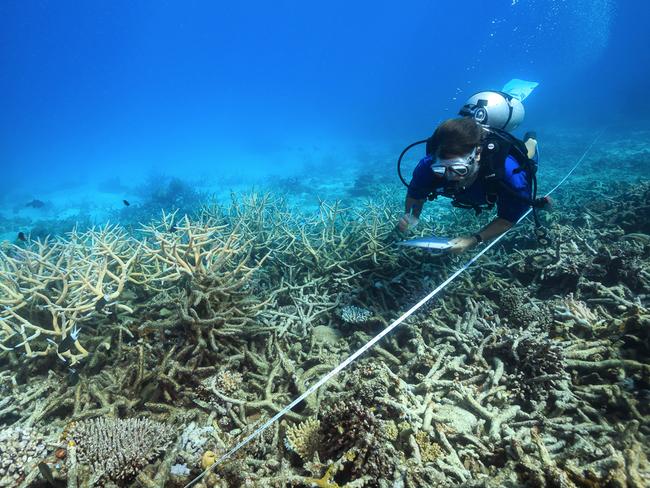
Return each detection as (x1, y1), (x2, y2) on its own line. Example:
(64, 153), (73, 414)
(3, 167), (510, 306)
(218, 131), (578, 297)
(285, 417), (321, 460)
(305, 465), (339, 488)
(415, 431), (442, 462)
(381, 420), (399, 442)
(201, 450), (217, 470)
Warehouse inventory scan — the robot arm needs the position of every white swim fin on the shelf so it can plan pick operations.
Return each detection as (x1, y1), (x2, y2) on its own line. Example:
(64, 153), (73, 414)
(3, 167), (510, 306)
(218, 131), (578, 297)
(502, 78), (539, 102)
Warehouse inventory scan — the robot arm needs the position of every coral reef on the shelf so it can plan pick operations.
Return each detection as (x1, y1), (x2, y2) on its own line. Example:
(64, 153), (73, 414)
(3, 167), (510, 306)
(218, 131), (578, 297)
(0, 161), (648, 487)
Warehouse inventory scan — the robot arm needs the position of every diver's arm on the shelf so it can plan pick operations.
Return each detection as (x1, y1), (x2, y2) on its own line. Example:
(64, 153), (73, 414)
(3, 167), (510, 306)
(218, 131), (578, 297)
(448, 217), (513, 254)
(405, 197), (425, 217)
(398, 197), (425, 232)
(477, 217), (513, 242)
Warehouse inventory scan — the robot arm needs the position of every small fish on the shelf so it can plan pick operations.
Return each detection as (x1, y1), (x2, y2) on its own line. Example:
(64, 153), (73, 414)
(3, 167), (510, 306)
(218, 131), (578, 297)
(122, 199), (130, 206)
(94, 294), (110, 312)
(58, 325), (81, 353)
(397, 235), (453, 252)
(46, 324), (82, 363)
(17, 232), (27, 242)
(68, 368), (80, 386)
(25, 199), (45, 208)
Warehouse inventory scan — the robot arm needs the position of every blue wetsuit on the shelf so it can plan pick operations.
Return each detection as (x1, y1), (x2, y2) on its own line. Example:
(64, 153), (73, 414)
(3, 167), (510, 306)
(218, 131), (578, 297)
(407, 153), (534, 223)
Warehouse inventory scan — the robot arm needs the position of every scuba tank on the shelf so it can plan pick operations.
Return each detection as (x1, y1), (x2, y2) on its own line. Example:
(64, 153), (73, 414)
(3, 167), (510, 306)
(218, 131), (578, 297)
(397, 80), (549, 244)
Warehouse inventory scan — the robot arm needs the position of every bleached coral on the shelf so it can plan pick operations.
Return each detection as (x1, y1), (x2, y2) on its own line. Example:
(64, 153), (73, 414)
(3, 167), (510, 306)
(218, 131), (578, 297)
(340, 305), (373, 324)
(177, 422), (216, 466)
(0, 425), (46, 487)
(67, 417), (175, 485)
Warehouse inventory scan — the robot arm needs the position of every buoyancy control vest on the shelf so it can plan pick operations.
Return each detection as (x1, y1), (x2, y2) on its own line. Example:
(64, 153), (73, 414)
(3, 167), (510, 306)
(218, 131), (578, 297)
(397, 127), (550, 244)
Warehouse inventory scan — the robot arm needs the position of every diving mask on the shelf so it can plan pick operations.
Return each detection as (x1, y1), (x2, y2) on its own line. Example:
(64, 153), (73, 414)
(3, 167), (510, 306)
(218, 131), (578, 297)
(431, 148), (478, 181)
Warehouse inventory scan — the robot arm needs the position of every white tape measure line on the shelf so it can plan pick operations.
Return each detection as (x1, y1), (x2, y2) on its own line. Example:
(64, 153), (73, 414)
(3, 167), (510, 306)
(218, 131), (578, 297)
(183, 128), (605, 488)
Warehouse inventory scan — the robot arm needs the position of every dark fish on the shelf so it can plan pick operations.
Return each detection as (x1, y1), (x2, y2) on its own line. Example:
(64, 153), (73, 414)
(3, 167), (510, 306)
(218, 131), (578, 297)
(122, 199), (130, 206)
(68, 368), (80, 386)
(25, 199), (45, 208)
(58, 331), (78, 353)
(17, 232), (27, 242)
(95, 295), (109, 312)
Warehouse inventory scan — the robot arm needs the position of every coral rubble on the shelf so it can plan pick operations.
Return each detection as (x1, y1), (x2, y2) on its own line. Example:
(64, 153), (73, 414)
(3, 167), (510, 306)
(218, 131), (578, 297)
(0, 165), (649, 487)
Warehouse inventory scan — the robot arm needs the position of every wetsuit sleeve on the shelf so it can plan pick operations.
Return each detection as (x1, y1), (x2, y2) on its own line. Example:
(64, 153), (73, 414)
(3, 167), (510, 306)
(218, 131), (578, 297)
(496, 156), (532, 223)
(407, 156), (435, 200)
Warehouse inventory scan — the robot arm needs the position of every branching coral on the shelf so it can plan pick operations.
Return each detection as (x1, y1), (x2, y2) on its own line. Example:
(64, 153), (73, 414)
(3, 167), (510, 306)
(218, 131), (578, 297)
(140, 214), (270, 349)
(67, 417), (175, 486)
(0, 225), (140, 363)
(0, 173), (648, 488)
(285, 417), (321, 461)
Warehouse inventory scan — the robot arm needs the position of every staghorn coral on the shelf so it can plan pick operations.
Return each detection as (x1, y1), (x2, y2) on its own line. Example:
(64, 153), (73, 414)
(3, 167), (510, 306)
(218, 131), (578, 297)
(0, 171), (648, 487)
(140, 214), (270, 348)
(0, 225), (140, 363)
(67, 417), (175, 486)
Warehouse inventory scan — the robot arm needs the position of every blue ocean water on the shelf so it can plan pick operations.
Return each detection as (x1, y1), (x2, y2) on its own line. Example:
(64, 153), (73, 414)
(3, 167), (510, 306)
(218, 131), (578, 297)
(0, 0), (648, 230)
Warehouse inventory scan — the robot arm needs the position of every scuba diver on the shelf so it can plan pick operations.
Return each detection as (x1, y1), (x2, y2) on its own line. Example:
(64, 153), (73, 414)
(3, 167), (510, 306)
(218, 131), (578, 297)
(397, 88), (550, 254)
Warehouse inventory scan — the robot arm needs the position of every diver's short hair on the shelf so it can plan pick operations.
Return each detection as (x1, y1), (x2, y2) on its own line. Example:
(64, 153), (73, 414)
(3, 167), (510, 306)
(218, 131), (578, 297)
(429, 117), (483, 158)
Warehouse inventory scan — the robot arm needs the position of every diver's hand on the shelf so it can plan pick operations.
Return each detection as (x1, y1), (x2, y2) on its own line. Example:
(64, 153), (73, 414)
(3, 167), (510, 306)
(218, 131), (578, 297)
(448, 236), (477, 255)
(540, 196), (553, 210)
(398, 213), (419, 233)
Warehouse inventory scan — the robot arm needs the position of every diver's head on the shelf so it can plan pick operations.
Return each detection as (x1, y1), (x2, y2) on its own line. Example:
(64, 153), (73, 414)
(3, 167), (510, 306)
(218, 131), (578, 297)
(428, 117), (483, 188)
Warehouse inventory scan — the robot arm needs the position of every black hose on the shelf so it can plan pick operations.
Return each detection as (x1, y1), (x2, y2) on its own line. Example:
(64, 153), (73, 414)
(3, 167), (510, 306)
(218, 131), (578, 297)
(397, 139), (428, 188)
